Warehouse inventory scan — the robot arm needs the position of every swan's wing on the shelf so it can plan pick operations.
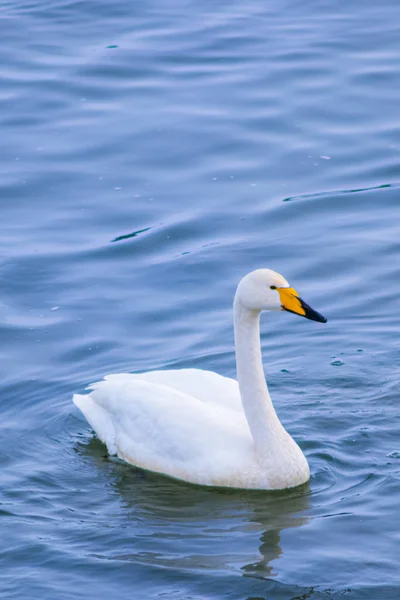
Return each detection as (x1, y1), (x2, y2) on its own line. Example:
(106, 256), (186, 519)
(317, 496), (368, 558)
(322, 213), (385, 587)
(89, 368), (242, 412)
(73, 377), (252, 486)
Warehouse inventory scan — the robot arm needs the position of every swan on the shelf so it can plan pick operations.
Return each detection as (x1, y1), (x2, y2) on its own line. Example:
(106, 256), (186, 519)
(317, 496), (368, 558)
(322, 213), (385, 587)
(73, 269), (326, 490)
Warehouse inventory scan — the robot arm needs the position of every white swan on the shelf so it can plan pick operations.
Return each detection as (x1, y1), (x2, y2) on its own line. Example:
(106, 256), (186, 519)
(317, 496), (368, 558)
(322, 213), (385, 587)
(73, 269), (326, 490)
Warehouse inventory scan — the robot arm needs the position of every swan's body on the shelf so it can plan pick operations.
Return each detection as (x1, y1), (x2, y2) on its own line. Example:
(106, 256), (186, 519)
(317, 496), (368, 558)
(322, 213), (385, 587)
(73, 269), (326, 490)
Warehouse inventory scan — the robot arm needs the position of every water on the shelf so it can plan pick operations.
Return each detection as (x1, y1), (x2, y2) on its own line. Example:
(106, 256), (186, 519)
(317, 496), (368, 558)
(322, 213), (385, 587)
(1, 0), (400, 597)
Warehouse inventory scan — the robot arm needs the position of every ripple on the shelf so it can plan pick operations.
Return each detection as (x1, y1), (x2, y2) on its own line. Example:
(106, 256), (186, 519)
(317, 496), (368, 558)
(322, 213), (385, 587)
(2, 0), (400, 597)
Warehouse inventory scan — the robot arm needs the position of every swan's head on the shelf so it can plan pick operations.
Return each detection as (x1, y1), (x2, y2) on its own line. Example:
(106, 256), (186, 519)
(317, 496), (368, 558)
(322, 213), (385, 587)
(235, 269), (327, 323)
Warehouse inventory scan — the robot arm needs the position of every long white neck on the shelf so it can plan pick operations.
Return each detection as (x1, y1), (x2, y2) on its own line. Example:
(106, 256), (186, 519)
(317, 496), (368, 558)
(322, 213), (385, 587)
(233, 295), (283, 451)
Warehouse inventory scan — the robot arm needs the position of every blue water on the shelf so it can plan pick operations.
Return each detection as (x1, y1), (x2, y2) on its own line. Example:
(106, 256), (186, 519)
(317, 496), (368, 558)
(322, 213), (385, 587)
(2, 0), (400, 598)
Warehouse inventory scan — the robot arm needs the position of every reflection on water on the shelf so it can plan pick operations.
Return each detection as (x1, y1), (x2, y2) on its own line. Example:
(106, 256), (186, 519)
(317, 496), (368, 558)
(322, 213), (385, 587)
(241, 488), (310, 579)
(85, 437), (310, 579)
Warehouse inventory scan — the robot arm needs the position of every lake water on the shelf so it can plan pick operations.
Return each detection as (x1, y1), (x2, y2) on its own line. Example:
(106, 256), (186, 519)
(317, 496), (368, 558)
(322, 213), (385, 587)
(1, 0), (400, 598)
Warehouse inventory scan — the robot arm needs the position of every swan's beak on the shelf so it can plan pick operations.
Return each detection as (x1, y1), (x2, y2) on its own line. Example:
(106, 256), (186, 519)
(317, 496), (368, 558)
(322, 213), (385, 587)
(278, 287), (327, 323)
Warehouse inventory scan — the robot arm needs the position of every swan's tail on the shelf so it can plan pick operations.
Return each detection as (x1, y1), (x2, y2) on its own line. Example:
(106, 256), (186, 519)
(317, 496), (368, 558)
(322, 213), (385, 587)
(73, 393), (117, 455)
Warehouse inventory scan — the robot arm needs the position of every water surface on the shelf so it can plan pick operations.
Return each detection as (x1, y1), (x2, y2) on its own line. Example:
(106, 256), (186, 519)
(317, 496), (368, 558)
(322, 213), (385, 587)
(1, 1), (400, 598)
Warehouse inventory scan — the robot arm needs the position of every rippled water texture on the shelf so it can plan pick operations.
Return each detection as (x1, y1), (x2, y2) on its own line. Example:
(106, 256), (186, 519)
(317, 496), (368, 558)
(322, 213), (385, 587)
(1, 0), (400, 598)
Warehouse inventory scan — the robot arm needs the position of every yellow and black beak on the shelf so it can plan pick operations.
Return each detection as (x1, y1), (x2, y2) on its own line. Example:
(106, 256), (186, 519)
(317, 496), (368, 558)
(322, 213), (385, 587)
(277, 287), (327, 323)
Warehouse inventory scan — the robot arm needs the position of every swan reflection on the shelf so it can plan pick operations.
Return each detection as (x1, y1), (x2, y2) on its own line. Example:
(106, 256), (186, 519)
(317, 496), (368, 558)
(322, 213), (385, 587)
(83, 439), (310, 579)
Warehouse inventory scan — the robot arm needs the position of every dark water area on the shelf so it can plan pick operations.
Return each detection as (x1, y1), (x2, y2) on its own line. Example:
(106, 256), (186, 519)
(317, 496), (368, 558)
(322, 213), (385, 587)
(1, 1), (400, 598)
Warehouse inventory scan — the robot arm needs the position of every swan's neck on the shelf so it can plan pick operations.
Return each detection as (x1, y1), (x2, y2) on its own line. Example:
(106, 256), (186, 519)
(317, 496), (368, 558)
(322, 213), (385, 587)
(233, 296), (282, 451)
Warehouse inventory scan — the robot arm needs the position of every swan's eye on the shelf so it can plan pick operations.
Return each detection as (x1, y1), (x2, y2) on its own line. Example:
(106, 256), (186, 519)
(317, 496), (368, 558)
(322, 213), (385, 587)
(270, 285), (277, 290)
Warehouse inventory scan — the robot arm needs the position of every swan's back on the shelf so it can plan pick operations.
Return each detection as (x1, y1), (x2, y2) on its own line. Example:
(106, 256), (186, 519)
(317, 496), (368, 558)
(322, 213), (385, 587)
(90, 368), (243, 411)
(73, 368), (255, 487)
